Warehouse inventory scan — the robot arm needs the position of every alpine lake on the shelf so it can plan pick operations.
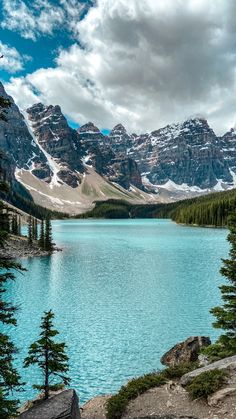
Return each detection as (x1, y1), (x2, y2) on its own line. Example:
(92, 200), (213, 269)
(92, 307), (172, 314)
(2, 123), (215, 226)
(4, 219), (228, 403)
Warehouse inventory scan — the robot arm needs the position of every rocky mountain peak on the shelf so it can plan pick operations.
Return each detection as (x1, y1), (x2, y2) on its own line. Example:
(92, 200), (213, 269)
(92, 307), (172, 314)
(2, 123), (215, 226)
(0, 85), (49, 181)
(26, 102), (85, 187)
(110, 124), (127, 136)
(78, 122), (100, 134)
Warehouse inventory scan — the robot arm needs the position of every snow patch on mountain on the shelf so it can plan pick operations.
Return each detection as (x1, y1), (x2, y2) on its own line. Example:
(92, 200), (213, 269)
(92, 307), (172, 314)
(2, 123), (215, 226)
(22, 110), (63, 189)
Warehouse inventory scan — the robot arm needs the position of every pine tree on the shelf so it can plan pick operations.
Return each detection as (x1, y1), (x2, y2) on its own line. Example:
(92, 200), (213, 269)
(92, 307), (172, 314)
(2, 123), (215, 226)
(28, 216), (33, 245)
(24, 310), (70, 400)
(38, 220), (45, 250)
(17, 215), (21, 236)
(44, 217), (54, 252)
(11, 214), (18, 235)
(0, 155), (23, 417)
(33, 218), (38, 241)
(210, 213), (236, 354)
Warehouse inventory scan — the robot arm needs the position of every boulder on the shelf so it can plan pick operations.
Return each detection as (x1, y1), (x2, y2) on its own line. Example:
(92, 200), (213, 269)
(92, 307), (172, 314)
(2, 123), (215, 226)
(134, 416), (198, 418)
(208, 387), (236, 406)
(180, 355), (236, 386)
(19, 389), (81, 419)
(161, 337), (211, 366)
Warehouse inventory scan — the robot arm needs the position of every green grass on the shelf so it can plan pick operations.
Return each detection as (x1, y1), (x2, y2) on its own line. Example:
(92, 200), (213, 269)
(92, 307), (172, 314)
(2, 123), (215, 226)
(186, 369), (228, 400)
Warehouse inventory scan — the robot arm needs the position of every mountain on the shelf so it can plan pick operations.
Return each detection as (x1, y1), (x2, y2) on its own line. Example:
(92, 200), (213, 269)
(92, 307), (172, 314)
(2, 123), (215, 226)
(78, 122), (143, 190)
(127, 118), (232, 191)
(0, 84), (50, 183)
(219, 128), (236, 176)
(108, 124), (133, 156)
(27, 103), (84, 188)
(1, 81), (236, 214)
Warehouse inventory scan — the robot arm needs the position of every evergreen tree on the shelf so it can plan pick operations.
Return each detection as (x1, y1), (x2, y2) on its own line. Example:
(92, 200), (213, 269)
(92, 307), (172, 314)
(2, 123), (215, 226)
(44, 217), (54, 252)
(11, 214), (18, 235)
(24, 310), (70, 400)
(210, 213), (236, 354)
(0, 155), (23, 417)
(17, 215), (21, 236)
(28, 216), (33, 245)
(33, 218), (38, 241)
(38, 219), (45, 250)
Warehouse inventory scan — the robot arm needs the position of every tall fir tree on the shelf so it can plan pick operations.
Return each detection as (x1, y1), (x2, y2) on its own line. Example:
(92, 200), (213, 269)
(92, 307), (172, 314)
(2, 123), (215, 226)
(11, 214), (18, 235)
(44, 217), (54, 252)
(24, 310), (70, 400)
(28, 216), (33, 245)
(38, 219), (45, 250)
(33, 218), (38, 241)
(210, 213), (236, 354)
(17, 215), (21, 236)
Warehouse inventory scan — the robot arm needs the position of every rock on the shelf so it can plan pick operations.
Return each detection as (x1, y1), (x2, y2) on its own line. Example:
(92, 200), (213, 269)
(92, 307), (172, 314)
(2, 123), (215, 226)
(198, 354), (210, 367)
(161, 336), (211, 366)
(19, 389), (81, 419)
(208, 387), (236, 406)
(27, 103), (85, 185)
(134, 416), (198, 418)
(128, 118), (232, 189)
(180, 355), (236, 386)
(0, 83), (49, 184)
(78, 122), (143, 190)
(109, 123), (133, 156)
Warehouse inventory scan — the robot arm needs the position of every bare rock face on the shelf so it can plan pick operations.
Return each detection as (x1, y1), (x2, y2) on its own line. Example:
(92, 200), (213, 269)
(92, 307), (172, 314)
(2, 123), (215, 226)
(0, 83), (49, 181)
(19, 389), (81, 419)
(161, 336), (211, 366)
(109, 124), (133, 156)
(219, 128), (236, 174)
(78, 123), (143, 190)
(129, 118), (232, 189)
(27, 103), (84, 187)
(208, 387), (236, 406)
(134, 416), (198, 418)
(108, 156), (143, 190)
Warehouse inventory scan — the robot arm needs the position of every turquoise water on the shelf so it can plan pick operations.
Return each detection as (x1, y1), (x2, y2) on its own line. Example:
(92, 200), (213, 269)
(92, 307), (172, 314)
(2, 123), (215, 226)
(4, 219), (228, 403)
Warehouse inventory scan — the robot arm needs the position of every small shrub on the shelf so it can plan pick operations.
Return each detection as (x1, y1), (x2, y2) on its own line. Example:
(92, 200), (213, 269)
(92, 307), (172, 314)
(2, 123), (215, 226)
(201, 340), (236, 363)
(162, 362), (198, 379)
(106, 373), (166, 419)
(186, 369), (228, 400)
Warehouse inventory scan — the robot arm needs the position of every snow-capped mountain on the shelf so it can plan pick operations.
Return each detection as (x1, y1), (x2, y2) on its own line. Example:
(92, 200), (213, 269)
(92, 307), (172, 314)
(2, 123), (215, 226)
(127, 118), (232, 191)
(1, 81), (236, 214)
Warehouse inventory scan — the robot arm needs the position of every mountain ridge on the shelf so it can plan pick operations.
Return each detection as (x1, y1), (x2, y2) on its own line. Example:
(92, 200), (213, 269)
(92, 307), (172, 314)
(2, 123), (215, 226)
(1, 81), (236, 214)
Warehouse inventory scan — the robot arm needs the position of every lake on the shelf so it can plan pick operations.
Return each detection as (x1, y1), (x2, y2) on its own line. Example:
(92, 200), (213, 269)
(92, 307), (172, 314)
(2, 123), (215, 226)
(4, 219), (229, 403)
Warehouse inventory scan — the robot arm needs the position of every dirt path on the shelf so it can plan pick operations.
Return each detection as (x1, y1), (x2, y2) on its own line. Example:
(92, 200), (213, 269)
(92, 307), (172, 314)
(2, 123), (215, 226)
(81, 383), (236, 419)
(123, 383), (236, 419)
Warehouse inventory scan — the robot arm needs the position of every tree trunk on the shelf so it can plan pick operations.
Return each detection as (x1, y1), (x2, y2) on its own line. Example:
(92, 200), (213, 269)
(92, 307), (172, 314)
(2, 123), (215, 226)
(44, 348), (49, 399)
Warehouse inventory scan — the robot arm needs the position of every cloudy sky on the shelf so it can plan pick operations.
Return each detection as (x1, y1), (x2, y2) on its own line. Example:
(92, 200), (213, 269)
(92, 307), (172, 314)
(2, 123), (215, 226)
(0, 0), (236, 134)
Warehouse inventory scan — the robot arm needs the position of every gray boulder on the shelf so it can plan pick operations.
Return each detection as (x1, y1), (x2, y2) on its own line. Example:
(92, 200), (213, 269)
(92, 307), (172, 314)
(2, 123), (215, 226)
(180, 355), (236, 386)
(134, 416), (198, 418)
(19, 389), (81, 419)
(161, 336), (211, 366)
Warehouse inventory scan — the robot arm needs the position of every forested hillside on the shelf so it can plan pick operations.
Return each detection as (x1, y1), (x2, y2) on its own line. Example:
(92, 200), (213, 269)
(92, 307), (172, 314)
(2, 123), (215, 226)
(80, 188), (236, 227)
(167, 189), (236, 227)
(0, 179), (67, 220)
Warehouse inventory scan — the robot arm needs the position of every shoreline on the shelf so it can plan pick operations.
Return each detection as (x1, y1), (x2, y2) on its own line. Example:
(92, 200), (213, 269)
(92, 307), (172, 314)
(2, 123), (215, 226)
(0, 234), (61, 259)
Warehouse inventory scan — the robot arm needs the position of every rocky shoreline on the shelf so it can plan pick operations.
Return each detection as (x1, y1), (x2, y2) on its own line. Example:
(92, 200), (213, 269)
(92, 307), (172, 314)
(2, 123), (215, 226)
(0, 234), (61, 258)
(18, 336), (236, 418)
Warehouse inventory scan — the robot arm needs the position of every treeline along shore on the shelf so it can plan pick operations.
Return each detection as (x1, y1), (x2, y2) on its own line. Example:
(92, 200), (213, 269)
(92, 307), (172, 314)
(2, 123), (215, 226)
(77, 187), (236, 227)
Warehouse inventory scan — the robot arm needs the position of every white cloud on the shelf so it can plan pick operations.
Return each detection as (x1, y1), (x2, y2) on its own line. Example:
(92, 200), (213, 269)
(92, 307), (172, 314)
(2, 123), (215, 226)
(0, 41), (29, 73)
(5, 0), (236, 134)
(1, 0), (91, 41)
